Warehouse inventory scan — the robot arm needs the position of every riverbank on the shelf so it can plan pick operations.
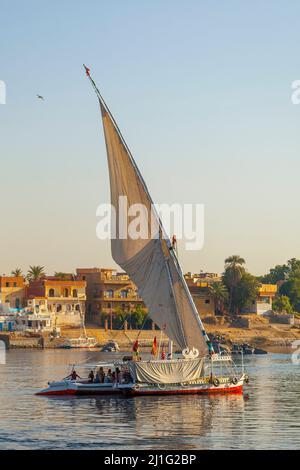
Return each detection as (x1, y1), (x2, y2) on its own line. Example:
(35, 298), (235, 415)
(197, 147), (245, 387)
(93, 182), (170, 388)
(3, 313), (300, 351)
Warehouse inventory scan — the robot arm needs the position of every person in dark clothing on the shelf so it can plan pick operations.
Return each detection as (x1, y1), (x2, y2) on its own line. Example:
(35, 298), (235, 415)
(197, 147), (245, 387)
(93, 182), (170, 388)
(88, 370), (95, 383)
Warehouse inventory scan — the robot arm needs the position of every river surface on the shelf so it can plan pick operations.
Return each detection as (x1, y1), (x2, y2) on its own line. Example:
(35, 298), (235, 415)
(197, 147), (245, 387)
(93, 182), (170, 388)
(0, 350), (299, 450)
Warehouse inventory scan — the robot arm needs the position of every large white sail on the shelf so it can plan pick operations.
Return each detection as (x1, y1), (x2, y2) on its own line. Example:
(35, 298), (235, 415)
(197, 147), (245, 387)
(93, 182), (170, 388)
(88, 72), (209, 356)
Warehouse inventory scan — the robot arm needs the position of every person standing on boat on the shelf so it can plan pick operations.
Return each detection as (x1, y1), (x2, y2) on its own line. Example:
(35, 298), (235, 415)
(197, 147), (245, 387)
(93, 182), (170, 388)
(88, 370), (95, 383)
(115, 367), (121, 383)
(98, 367), (105, 383)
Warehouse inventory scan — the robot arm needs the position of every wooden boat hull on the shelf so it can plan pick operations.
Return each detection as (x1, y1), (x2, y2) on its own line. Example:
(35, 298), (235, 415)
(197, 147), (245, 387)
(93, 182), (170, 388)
(118, 379), (244, 397)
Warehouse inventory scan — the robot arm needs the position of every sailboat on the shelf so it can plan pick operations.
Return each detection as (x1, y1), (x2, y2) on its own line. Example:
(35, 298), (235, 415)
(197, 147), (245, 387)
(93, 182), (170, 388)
(84, 66), (248, 396)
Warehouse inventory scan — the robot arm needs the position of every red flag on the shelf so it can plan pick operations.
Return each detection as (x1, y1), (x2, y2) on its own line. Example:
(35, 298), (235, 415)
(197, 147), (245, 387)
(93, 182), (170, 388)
(161, 347), (166, 360)
(133, 339), (139, 353)
(151, 336), (157, 356)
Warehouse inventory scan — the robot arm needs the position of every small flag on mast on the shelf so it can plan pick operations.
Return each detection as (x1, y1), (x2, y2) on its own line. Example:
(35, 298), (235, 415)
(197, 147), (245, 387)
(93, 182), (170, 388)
(133, 339), (139, 354)
(151, 336), (158, 356)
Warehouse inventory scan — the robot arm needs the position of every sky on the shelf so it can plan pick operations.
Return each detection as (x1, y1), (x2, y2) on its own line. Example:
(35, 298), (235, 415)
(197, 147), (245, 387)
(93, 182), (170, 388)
(1, 0), (300, 277)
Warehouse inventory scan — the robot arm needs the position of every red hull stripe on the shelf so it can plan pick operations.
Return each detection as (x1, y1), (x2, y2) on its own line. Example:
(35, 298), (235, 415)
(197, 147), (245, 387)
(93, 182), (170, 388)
(125, 385), (243, 396)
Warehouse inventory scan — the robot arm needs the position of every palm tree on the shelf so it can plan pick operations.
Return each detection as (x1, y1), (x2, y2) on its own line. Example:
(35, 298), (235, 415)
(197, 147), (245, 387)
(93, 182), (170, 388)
(11, 268), (23, 277)
(223, 255), (246, 314)
(27, 265), (46, 282)
(209, 282), (228, 315)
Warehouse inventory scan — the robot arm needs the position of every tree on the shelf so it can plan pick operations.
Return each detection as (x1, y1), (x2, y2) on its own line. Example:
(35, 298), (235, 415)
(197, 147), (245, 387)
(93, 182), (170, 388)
(233, 272), (260, 313)
(209, 282), (228, 315)
(27, 265), (46, 282)
(114, 307), (128, 328)
(11, 268), (23, 277)
(258, 264), (289, 284)
(132, 304), (147, 329)
(272, 295), (293, 314)
(279, 270), (300, 312)
(223, 255), (246, 314)
(258, 258), (300, 284)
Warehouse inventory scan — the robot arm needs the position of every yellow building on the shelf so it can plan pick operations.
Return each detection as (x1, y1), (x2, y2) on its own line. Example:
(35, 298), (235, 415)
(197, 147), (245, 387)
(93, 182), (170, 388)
(27, 278), (87, 326)
(242, 284), (278, 315)
(0, 276), (26, 309)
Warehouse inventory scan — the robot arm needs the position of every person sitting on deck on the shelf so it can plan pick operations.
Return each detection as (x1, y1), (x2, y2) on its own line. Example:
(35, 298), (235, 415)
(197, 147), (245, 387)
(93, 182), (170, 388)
(111, 371), (116, 383)
(88, 370), (94, 383)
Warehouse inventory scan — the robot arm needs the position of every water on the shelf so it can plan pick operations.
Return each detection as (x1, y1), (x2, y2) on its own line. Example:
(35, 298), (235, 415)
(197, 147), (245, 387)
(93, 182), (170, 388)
(0, 350), (299, 449)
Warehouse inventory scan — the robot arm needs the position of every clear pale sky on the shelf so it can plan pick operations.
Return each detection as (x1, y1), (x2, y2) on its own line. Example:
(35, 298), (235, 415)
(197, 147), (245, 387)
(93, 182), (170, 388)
(1, 0), (300, 276)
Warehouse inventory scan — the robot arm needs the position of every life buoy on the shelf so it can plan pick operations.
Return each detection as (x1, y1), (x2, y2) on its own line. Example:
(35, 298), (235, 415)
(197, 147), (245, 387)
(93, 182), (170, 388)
(231, 377), (238, 385)
(158, 383), (166, 390)
(213, 378), (220, 387)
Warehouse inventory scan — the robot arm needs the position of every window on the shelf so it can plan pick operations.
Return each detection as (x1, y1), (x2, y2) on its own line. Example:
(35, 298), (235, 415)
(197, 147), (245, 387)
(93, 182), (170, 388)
(5, 282), (9, 287)
(73, 289), (78, 298)
(64, 288), (69, 297)
(120, 290), (128, 299)
(205, 299), (210, 304)
(13, 282), (17, 287)
(105, 290), (114, 298)
(49, 289), (55, 297)
(57, 305), (62, 313)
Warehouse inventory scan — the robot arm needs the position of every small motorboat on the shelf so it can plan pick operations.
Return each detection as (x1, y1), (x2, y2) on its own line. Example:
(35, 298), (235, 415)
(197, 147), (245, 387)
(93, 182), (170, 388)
(101, 341), (120, 352)
(36, 362), (121, 396)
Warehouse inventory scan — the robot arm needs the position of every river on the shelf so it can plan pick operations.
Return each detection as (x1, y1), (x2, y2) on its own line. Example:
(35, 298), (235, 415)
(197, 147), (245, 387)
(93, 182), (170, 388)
(0, 350), (299, 449)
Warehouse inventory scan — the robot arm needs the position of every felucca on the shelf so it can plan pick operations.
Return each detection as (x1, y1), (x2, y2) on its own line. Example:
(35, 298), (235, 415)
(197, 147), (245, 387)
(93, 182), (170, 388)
(85, 66), (248, 396)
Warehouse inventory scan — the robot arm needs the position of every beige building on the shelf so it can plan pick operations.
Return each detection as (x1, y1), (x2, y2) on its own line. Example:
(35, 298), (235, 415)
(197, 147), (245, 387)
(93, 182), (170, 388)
(76, 268), (145, 324)
(184, 274), (216, 316)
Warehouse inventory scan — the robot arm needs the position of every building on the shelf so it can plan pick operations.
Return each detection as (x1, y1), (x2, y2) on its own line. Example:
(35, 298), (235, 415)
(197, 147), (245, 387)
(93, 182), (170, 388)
(0, 276), (26, 309)
(76, 268), (145, 324)
(27, 278), (86, 327)
(241, 284), (278, 315)
(184, 273), (216, 315)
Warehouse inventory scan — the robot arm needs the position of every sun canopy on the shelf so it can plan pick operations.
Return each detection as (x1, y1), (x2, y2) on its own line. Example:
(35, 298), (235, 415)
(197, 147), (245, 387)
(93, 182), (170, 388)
(128, 358), (204, 384)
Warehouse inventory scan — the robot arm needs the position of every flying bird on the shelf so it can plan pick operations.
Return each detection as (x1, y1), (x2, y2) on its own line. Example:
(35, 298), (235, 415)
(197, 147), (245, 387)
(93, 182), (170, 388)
(37, 94), (45, 101)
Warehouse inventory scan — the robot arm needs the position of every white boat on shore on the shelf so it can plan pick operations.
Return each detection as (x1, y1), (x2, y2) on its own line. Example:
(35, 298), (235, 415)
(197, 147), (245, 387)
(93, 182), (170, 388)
(60, 336), (98, 349)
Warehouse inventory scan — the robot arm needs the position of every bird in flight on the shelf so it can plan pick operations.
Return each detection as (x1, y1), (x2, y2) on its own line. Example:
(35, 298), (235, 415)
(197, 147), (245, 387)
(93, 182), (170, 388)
(37, 94), (45, 101)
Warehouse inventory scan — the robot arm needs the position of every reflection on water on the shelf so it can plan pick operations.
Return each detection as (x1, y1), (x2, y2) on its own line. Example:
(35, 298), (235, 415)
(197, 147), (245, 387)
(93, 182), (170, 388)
(0, 350), (299, 449)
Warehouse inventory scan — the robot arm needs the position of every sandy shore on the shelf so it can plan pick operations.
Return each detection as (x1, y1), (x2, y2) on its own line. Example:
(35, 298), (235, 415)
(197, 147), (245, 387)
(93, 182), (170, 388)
(4, 314), (300, 351)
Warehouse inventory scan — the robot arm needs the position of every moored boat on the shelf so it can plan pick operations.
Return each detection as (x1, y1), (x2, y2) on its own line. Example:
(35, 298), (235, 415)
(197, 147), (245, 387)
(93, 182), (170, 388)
(116, 354), (247, 397)
(83, 66), (249, 397)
